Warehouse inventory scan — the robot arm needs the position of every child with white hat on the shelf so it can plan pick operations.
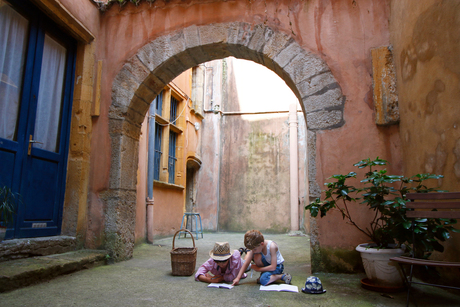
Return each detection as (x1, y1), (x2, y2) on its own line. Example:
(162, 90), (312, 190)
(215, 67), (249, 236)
(195, 242), (247, 283)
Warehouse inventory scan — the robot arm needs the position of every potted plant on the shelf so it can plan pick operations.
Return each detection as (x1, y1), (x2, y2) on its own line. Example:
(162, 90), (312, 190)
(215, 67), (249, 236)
(0, 186), (18, 242)
(305, 157), (459, 288)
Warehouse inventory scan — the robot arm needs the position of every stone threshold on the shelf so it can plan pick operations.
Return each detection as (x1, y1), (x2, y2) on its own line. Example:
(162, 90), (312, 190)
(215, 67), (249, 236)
(0, 249), (107, 293)
(0, 236), (77, 262)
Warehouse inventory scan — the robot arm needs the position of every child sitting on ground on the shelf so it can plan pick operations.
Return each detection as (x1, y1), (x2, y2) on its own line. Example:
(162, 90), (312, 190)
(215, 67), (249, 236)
(232, 229), (291, 286)
(195, 242), (247, 283)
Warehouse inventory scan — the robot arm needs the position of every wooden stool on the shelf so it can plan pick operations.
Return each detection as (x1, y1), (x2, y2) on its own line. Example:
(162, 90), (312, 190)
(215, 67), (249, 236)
(179, 212), (203, 239)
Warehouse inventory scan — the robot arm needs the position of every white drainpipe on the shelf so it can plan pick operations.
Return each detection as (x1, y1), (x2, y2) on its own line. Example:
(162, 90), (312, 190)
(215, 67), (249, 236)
(289, 103), (299, 231)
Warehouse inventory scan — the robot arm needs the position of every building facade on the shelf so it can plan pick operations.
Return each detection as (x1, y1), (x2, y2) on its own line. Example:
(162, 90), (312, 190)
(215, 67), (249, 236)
(0, 0), (459, 284)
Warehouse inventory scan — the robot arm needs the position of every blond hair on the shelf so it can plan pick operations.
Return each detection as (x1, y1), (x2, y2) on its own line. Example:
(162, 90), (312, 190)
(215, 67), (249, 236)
(244, 230), (264, 250)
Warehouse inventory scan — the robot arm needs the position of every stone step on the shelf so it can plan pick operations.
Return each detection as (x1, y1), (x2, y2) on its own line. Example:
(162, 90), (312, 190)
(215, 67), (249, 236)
(0, 236), (77, 262)
(0, 250), (107, 292)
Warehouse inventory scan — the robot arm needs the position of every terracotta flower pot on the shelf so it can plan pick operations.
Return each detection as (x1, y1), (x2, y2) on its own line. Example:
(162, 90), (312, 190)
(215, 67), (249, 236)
(356, 243), (405, 287)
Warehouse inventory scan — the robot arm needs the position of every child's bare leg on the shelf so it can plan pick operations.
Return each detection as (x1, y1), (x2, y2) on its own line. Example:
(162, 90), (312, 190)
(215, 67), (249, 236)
(253, 254), (264, 266)
(266, 274), (283, 285)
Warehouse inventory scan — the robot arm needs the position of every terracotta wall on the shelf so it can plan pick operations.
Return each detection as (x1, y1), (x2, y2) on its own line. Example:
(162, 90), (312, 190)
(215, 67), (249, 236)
(135, 70), (200, 240)
(389, 0), (460, 282)
(44, 0), (402, 263)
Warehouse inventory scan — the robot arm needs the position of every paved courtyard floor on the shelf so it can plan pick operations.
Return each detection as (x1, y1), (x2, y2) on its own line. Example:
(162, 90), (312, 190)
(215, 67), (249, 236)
(1, 232), (459, 306)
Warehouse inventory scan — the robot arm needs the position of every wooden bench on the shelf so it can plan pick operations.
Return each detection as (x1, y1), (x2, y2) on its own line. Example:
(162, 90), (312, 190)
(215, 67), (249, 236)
(390, 192), (460, 306)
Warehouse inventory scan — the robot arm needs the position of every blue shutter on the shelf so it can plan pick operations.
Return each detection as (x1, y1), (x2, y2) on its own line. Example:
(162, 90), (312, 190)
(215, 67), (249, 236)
(153, 123), (162, 180)
(170, 96), (178, 123)
(155, 91), (163, 115)
(168, 132), (177, 183)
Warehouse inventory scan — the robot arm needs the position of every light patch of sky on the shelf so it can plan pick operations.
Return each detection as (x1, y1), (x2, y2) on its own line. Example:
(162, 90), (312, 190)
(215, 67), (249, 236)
(232, 57), (299, 121)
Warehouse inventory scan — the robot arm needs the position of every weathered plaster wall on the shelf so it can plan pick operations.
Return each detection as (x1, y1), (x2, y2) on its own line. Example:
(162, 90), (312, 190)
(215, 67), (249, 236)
(152, 188), (184, 235)
(219, 114), (292, 233)
(59, 0), (401, 263)
(390, 0), (460, 282)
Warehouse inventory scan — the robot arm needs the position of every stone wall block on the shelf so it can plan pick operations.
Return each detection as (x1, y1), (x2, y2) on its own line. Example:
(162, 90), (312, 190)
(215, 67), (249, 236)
(108, 131), (123, 190)
(136, 43), (156, 72)
(108, 131), (139, 191)
(186, 46), (214, 67)
(0, 236), (77, 262)
(151, 64), (178, 86)
(307, 130), (321, 198)
(307, 110), (343, 130)
(297, 71), (336, 99)
(226, 22), (241, 44)
(108, 103), (129, 121)
(118, 133), (139, 190)
(247, 24), (266, 53)
(273, 39), (303, 68)
(199, 23), (229, 46)
(303, 87), (343, 113)
(112, 68), (139, 108)
(183, 24), (200, 49)
(168, 30), (187, 56)
(284, 52), (330, 85)
(236, 22), (256, 47)
(142, 74), (165, 95)
(124, 56), (150, 84)
(133, 83), (156, 107)
(101, 189), (136, 260)
(172, 52), (198, 73)
(262, 29), (291, 60)
(148, 35), (174, 70)
(126, 102), (148, 126)
(225, 43), (251, 62)
(122, 118), (142, 141)
(160, 56), (189, 81)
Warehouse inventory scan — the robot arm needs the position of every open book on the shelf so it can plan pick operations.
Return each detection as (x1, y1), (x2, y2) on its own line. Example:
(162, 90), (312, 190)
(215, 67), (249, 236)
(259, 284), (299, 292)
(208, 283), (234, 289)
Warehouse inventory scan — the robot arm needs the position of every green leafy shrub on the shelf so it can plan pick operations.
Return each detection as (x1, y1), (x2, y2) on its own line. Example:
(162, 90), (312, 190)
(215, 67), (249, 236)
(0, 186), (18, 227)
(306, 157), (459, 258)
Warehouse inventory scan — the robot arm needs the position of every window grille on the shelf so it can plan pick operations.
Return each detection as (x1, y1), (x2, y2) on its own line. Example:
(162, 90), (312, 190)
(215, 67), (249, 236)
(170, 96), (178, 123)
(168, 132), (177, 184)
(155, 91), (163, 116)
(153, 122), (162, 180)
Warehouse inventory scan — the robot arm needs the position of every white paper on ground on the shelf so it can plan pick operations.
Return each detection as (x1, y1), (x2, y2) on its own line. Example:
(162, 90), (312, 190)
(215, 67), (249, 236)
(259, 284), (299, 292)
(208, 283), (234, 289)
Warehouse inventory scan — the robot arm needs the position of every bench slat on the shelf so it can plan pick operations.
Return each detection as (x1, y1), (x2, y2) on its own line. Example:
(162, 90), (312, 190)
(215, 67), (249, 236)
(406, 192), (460, 200)
(406, 211), (460, 219)
(406, 201), (460, 209)
(390, 256), (460, 268)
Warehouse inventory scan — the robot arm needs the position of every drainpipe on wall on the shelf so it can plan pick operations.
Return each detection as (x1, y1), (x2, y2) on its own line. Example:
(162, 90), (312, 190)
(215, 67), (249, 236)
(289, 103), (299, 231)
(146, 103), (156, 243)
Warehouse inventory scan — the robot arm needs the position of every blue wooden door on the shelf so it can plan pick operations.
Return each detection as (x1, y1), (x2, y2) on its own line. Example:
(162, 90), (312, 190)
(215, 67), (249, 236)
(0, 0), (76, 238)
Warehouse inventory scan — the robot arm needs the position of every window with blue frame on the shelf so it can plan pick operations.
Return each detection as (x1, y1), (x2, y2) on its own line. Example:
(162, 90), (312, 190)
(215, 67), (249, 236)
(152, 89), (183, 185)
(153, 122), (162, 180)
(168, 132), (177, 184)
(170, 96), (178, 123)
(155, 91), (163, 116)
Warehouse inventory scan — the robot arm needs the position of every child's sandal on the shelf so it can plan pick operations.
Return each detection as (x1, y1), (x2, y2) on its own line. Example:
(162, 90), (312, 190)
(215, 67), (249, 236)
(282, 273), (292, 284)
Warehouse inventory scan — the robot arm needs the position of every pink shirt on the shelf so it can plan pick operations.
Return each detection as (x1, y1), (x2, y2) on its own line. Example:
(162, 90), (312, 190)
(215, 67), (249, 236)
(195, 250), (246, 282)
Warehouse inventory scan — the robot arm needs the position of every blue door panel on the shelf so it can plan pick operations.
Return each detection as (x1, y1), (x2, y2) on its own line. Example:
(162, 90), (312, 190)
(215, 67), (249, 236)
(1, 0), (76, 239)
(23, 158), (59, 221)
(0, 150), (16, 187)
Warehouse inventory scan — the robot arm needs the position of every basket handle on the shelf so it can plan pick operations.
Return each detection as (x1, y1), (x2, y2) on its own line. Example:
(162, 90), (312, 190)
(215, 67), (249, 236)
(172, 228), (196, 249)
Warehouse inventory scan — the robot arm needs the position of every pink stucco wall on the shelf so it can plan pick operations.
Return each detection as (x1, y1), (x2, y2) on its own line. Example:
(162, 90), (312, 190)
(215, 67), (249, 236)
(83, 0), (399, 251)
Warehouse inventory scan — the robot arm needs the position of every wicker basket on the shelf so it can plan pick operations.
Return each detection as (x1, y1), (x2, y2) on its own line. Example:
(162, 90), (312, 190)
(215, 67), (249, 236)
(170, 229), (197, 276)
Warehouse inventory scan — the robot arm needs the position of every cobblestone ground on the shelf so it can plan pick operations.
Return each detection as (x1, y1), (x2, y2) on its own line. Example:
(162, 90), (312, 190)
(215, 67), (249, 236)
(1, 232), (459, 307)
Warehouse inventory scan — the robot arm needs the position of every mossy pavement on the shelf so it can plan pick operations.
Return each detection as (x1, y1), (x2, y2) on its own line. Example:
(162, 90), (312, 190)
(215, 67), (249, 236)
(0, 232), (459, 306)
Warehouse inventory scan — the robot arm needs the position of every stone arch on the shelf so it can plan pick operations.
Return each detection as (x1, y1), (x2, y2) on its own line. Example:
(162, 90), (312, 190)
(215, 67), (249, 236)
(108, 22), (345, 259)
